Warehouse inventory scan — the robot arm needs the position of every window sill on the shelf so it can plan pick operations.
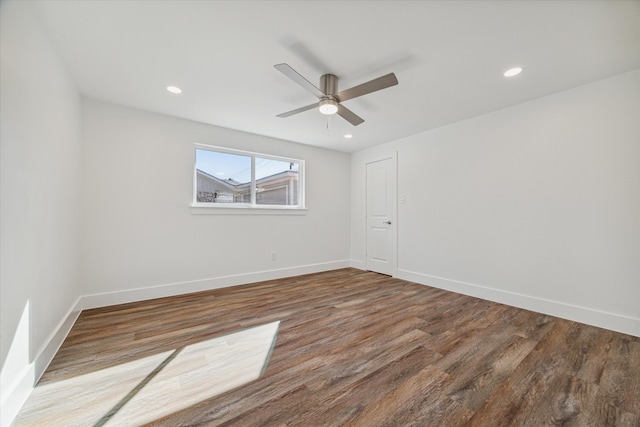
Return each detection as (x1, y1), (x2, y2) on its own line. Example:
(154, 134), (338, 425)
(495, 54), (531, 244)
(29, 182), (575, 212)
(190, 204), (308, 215)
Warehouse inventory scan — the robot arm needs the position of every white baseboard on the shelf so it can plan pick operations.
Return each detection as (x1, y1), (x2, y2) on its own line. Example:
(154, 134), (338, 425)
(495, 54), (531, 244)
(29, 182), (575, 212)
(1, 364), (34, 427)
(349, 259), (365, 270)
(1, 302), (81, 427)
(79, 260), (351, 310)
(396, 269), (640, 338)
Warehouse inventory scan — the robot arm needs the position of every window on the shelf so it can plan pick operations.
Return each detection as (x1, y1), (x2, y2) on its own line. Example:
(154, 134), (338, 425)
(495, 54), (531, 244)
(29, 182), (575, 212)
(193, 144), (304, 210)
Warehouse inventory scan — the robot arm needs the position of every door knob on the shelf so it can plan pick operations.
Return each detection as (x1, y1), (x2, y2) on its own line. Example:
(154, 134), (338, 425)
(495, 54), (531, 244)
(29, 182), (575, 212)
(384, 221), (392, 225)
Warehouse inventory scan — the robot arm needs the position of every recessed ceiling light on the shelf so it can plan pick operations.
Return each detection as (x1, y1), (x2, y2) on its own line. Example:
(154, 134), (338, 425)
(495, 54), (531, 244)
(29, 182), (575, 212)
(166, 85), (182, 94)
(503, 67), (523, 77)
(344, 134), (353, 139)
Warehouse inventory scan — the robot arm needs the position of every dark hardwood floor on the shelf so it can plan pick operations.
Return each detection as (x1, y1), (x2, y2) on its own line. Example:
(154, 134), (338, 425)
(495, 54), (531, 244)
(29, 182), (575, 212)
(15, 269), (640, 426)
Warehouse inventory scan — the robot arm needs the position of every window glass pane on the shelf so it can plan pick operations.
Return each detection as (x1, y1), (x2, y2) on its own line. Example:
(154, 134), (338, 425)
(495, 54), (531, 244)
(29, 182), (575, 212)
(255, 158), (299, 206)
(196, 149), (251, 203)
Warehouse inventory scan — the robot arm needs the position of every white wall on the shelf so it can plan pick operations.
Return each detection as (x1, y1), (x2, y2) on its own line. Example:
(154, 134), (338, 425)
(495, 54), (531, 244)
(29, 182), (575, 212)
(80, 99), (351, 305)
(0, 2), (82, 425)
(351, 70), (640, 336)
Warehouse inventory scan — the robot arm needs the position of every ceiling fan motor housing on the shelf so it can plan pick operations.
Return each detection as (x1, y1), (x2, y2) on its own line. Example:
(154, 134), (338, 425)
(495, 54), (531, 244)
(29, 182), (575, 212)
(320, 74), (338, 96)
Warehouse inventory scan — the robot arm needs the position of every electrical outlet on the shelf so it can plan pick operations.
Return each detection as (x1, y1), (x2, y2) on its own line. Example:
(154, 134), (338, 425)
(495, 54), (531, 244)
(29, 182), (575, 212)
(271, 251), (277, 261)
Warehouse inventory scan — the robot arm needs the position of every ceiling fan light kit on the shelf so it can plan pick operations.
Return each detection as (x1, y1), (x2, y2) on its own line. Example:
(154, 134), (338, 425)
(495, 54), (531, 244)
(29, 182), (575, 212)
(318, 98), (338, 115)
(275, 63), (398, 126)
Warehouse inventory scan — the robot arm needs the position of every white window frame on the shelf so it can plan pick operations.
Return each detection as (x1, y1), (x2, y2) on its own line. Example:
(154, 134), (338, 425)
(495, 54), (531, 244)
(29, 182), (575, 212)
(191, 143), (306, 215)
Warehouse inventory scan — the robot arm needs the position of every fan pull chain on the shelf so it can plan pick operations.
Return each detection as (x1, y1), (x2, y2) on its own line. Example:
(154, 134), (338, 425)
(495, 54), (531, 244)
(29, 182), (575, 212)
(326, 115), (331, 136)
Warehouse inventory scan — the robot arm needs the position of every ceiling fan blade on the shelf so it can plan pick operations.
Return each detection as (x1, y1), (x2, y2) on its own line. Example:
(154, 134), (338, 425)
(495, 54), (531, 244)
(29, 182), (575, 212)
(276, 102), (318, 118)
(274, 63), (325, 99)
(337, 104), (364, 126)
(335, 73), (398, 103)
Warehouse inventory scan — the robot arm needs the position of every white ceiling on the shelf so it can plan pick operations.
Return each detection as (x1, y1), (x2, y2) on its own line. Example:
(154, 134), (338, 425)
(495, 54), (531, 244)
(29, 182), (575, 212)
(34, 0), (639, 153)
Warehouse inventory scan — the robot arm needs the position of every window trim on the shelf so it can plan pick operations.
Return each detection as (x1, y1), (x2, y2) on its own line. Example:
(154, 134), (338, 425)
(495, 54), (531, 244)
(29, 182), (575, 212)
(191, 143), (306, 214)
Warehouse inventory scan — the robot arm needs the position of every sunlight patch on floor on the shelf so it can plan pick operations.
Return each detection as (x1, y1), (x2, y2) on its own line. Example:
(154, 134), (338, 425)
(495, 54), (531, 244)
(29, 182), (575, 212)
(13, 321), (280, 427)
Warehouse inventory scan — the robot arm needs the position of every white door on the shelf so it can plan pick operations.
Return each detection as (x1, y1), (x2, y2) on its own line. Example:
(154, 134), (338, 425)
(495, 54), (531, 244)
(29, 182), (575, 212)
(366, 156), (396, 276)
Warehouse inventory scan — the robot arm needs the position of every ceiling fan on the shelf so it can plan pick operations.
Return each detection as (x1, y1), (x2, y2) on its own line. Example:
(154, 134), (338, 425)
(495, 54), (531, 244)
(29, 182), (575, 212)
(274, 63), (398, 126)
